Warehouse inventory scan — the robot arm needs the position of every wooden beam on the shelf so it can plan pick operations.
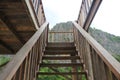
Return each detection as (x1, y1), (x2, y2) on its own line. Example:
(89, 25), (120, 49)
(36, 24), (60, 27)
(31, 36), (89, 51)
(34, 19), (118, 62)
(42, 56), (80, 60)
(0, 22), (48, 80)
(0, 39), (14, 53)
(44, 50), (77, 55)
(46, 46), (76, 50)
(83, 0), (102, 31)
(37, 72), (86, 75)
(40, 63), (83, 67)
(0, 14), (25, 44)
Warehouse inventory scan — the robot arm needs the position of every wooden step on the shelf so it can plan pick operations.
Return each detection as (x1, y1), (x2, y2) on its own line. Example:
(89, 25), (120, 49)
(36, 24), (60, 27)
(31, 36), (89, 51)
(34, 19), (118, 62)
(37, 72), (86, 75)
(42, 56), (80, 60)
(40, 63), (83, 67)
(46, 46), (76, 50)
(44, 50), (77, 55)
(47, 42), (74, 47)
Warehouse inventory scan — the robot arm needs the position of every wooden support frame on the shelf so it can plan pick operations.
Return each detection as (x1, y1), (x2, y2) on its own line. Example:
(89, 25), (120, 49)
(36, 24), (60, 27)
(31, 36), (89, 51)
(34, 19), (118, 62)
(0, 21), (48, 80)
(0, 17), (25, 44)
(0, 39), (14, 53)
(77, 0), (102, 31)
(83, 0), (102, 31)
(73, 21), (120, 79)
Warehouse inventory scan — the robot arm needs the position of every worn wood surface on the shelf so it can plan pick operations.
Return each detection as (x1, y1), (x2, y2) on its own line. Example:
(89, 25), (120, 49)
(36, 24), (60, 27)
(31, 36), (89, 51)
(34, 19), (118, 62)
(0, 22), (48, 80)
(77, 0), (102, 31)
(73, 21), (120, 79)
(0, 0), (46, 54)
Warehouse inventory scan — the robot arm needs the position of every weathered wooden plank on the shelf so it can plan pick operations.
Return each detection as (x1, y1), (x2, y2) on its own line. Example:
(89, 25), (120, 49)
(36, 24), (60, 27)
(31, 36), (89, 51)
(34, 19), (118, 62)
(77, 0), (102, 31)
(0, 0), (21, 2)
(0, 44), (12, 54)
(40, 63), (83, 67)
(37, 72), (86, 75)
(42, 56), (80, 60)
(73, 21), (120, 79)
(0, 22), (48, 80)
(0, 39), (14, 53)
(83, 0), (102, 31)
(0, 17), (25, 44)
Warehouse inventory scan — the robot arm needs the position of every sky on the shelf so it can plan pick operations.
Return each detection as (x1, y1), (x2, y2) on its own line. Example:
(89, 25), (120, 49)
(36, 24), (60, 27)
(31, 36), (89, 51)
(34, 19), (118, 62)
(42, 0), (120, 36)
(42, 0), (82, 28)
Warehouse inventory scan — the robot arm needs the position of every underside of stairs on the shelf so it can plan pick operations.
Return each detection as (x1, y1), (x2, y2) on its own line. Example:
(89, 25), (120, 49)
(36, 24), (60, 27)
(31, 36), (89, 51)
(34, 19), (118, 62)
(36, 42), (88, 80)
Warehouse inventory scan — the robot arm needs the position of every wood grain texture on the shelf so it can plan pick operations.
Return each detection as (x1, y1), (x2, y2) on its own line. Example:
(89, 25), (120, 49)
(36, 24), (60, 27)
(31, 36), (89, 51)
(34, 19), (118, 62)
(0, 22), (48, 80)
(73, 21), (120, 79)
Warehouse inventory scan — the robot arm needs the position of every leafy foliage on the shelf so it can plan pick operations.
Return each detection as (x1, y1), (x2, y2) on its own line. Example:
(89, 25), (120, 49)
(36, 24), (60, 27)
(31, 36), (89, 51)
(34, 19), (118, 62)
(0, 56), (10, 67)
(38, 60), (86, 80)
(113, 55), (120, 62)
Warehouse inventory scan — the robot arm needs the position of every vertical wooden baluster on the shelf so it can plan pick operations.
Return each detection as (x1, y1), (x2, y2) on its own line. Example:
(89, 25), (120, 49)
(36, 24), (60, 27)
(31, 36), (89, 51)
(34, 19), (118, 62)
(104, 64), (113, 80)
(12, 74), (16, 80)
(90, 47), (97, 80)
(85, 42), (93, 80)
(23, 56), (29, 80)
(19, 63), (23, 80)
(27, 51), (32, 80)
(95, 53), (101, 80)
(98, 57), (107, 80)
(31, 47), (35, 80)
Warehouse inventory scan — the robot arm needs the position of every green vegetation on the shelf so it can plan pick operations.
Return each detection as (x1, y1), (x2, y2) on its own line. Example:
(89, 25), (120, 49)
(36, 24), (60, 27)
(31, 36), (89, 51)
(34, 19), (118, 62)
(89, 27), (120, 60)
(51, 22), (120, 62)
(113, 55), (120, 62)
(38, 67), (67, 80)
(38, 60), (86, 80)
(0, 56), (10, 67)
(38, 67), (86, 80)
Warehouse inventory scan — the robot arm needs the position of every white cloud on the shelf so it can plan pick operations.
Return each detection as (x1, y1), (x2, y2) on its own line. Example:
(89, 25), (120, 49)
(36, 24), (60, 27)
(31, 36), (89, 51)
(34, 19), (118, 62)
(42, 0), (82, 28)
(43, 0), (120, 36)
(91, 0), (120, 36)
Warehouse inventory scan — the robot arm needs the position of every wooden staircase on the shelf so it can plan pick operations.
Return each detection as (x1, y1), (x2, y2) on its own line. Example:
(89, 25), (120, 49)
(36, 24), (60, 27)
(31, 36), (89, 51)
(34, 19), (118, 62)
(36, 42), (88, 80)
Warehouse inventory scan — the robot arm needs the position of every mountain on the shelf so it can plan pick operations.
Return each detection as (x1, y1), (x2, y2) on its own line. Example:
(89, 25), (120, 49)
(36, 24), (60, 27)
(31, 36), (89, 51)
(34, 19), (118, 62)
(48, 21), (74, 42)
(89, 28), (120, 55)
(51, 21), (73, 32)
(50, 22), (120, 56)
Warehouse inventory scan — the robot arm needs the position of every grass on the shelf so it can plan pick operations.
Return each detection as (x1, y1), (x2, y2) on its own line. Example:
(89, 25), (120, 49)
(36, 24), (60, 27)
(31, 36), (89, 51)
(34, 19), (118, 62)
(0, 56), (10, 67)
(113, 54), (120, 62)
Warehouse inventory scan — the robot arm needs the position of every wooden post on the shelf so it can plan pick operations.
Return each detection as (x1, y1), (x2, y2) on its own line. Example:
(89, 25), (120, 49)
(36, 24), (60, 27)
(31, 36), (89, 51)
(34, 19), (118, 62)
(71, 54), (78, 80)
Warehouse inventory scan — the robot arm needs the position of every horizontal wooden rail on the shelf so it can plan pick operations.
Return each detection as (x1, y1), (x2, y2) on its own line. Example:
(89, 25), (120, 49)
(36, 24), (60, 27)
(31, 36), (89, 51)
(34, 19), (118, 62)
(48, 31), (74, 42)
(49, 32), (73, 33)
(37, 72), (86, 75)
(73, 21), (120, 80)
(0, 22), (49, 80)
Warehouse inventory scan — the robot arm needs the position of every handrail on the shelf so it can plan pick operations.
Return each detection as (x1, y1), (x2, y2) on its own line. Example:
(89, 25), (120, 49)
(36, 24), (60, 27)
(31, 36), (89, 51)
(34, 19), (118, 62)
(25, 0), (46, 29)
(0, 22), (49, 80)
(73, 21), (120, 79)
(77, 0), (102, 31)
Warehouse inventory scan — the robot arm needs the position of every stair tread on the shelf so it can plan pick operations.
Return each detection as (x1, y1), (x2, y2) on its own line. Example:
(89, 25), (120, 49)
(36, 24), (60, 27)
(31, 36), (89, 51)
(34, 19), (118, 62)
(37, 72), (86, 75)
(45, 50), (77, 52)
(44, 50), (77, 55)
(47, 42), (74, 47)
(46, 46), (76, 50)
(42, 56), (80, 60)
(40, 63), (83, 67)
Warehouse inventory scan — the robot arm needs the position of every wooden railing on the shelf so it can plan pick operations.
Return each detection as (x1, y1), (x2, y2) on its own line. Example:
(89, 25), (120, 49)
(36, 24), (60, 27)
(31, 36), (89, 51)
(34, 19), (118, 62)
(73, 22), (120, 80)
(48, 32), (74, 42)
(77, 0), (102, 31)
(25, 0), (46, 29)
(0, 22), (49, 80)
